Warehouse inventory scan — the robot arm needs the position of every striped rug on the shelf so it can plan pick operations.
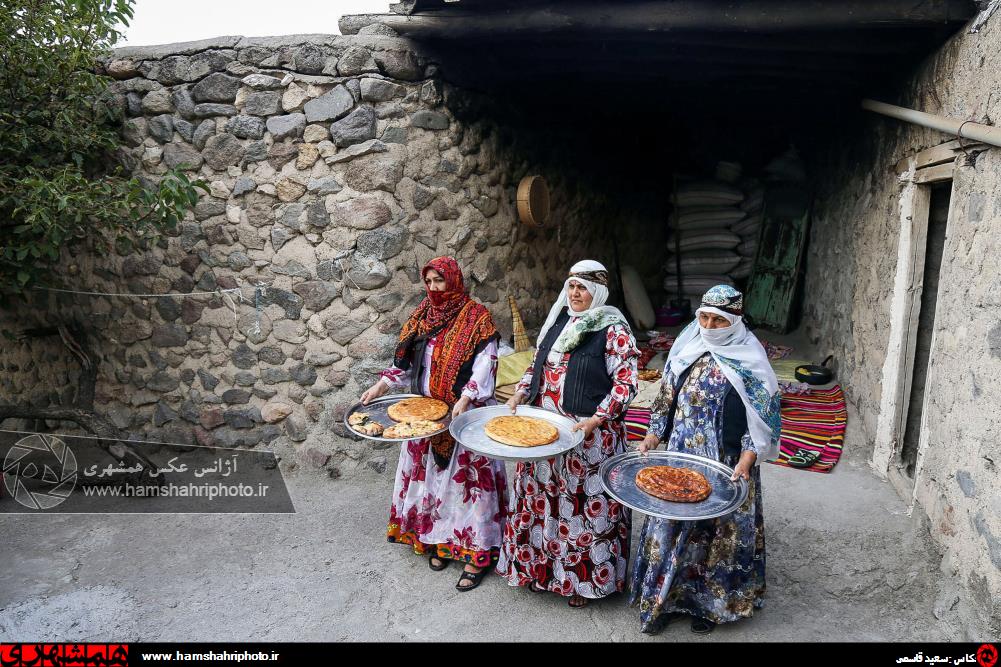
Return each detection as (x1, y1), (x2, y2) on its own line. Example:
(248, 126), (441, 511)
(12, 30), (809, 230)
(623, 385), (847, 473)
(769, 385), (847, 473)
(624, 407), (652, 442)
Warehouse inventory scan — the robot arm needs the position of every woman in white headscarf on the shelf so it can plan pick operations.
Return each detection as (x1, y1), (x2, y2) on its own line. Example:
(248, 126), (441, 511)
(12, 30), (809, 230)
(497, 260), (640, 608)
(629, 284), (781, 635)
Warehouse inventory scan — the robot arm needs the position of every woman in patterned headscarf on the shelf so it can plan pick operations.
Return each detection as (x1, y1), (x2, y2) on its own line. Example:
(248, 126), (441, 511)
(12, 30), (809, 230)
(497, 260), (640, 608)
(360, 256), (505, 592)
(629, 284), (781, 635)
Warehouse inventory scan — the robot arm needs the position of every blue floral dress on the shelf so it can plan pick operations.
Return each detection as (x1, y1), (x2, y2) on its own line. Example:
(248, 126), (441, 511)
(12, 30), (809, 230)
(628, 353), (766, 632)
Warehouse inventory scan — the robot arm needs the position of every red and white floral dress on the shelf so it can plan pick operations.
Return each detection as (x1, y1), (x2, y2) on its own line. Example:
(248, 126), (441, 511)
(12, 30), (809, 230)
(381, 336), (508, 567)
(496, 322), (639, 599)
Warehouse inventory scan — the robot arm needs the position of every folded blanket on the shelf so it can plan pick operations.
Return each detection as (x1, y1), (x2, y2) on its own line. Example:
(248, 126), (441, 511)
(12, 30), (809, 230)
(769, 358), (813, 384)
(497, 350), (535, 387)
(768, 385), (847, 473)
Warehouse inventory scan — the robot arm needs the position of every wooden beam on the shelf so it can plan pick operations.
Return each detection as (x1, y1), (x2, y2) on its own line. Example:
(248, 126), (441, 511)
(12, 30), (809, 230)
(913, 162), (956, 184)
(429, 56), (867, 84)
(894, 139), (988, 173)
(550, 30), (951, 55)
(436, 46), (886, 73)
(339, 0), (975, 36)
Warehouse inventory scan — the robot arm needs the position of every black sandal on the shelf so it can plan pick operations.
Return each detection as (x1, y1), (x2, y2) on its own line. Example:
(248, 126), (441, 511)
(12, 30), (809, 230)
(568, 594), (590, 609)
(641, 612), (685, 635)
(455, 566), (488, 592)
(528, 581), (546, 594)
(691, 617), (716, 634)
(428, 554), (449, 571)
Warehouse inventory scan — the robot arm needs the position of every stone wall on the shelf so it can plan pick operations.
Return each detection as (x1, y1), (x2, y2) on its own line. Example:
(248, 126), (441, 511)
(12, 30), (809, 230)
(0, 31), (623, 474)
(802, 16), (1001, 637)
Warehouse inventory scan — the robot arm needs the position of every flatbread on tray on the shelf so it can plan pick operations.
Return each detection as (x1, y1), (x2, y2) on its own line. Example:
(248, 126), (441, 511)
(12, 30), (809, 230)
(387, 397), (449, 423)
(348, 412), (385, 436)
(635, 465), (713, 503)
(483, 415), (559, 447)
(384, 420), (445, 439)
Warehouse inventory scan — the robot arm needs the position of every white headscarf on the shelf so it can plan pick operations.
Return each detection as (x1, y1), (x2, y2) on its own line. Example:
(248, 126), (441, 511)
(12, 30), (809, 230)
(536, 260), (628, 353)
(666, 299), (781, 462)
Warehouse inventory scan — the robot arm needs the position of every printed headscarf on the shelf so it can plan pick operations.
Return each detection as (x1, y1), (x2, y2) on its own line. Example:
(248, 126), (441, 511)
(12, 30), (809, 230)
(536, 259), (629, 353)
(666, 285), (781, 461)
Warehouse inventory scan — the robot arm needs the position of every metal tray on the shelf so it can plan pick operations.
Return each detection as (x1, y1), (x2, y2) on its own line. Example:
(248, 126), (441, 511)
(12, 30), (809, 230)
(343, 393), (452, 442)
(449, 405), (584, 462)
(598, 450), (749, 521)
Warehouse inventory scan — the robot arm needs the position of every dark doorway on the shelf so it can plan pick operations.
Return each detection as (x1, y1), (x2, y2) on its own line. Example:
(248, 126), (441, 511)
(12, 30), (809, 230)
(901, 182), (951, 476)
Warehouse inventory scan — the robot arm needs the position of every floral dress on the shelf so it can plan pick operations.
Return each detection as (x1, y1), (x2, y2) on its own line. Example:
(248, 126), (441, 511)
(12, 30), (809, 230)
(629, 353), (766, 631)
(496, 321), (639, 599)
(381, 336), (508, 567)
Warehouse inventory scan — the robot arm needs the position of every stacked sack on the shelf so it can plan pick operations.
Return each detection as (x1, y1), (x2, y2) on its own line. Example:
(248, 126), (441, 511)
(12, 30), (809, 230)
(731, 175), (764, 279)
(663, 164), (744, 302)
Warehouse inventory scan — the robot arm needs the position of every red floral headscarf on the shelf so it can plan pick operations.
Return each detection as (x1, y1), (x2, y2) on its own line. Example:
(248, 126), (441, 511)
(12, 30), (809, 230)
(393, 257), (498, 388)
(394, 256), (471, 351)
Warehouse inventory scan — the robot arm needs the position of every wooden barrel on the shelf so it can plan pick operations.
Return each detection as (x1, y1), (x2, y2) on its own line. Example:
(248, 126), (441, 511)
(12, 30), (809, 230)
(517, 175), (549, 226)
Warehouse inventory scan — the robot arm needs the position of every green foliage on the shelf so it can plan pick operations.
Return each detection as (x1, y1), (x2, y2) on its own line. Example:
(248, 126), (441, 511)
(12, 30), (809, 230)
(0, 0), (206, 298)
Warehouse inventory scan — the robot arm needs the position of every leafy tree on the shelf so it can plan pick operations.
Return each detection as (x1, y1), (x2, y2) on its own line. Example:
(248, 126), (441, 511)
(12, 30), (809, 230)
(0, 0), (206, 299)
(0, 1), (197, 482)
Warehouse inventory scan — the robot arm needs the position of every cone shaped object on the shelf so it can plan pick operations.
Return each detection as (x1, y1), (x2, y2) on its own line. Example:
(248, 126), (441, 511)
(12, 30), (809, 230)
(509, 295), (531, 352)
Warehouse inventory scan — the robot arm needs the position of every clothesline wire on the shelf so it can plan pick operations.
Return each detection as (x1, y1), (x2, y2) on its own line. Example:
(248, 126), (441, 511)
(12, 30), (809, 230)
(26, 281), (265, 326)
(0, 427), (222, 452)
(32, 285), (249, 299)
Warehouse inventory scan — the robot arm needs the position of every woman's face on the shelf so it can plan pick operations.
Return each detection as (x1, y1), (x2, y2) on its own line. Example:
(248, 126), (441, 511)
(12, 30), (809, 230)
(424, 269), (446, 292)
(567, 280), (593, 312)
(698, 311), (731, 330)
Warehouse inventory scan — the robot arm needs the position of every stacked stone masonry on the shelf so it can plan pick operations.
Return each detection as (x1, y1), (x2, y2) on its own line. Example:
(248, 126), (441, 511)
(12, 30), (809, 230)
(0, 32), (612, 475)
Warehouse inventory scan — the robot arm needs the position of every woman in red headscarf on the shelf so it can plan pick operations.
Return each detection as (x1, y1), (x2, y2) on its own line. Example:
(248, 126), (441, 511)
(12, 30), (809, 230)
(360, 256), (506, 591)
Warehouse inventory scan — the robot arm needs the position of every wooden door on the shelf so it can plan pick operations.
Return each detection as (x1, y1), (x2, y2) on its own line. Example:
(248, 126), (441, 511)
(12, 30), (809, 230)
(744, 184), (811, 333)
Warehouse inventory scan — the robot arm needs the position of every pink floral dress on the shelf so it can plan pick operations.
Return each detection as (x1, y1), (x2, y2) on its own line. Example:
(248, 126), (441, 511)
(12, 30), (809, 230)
(496, 322), (639, 599)
(380, 337), (508, 567)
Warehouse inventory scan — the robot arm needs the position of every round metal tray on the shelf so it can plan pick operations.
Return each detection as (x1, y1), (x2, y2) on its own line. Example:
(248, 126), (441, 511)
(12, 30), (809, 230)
(599, 450), (749, 521)
(342, 393), (452, 442)
(449, 405), (584, 462)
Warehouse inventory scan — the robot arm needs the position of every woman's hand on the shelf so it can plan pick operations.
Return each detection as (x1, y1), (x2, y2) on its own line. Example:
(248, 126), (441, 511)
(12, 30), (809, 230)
(731, 451), (757, 481)
(506, 391), (526, 414)
(637, 432), (659, 455)
(452, 395), (472, 419)
(571, 416), (602, 439)
(360, 381), (389, 405)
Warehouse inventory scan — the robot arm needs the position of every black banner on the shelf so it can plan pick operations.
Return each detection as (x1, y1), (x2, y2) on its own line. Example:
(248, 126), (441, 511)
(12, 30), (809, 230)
(0, 432), (294, 514)
(1, 642), (998, 665)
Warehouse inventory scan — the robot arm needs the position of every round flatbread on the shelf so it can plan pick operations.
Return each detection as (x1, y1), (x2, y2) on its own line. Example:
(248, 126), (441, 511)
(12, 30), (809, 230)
(384, 420), (445, 439)
(387, 397), (449, 423)
(635, 465), (713, 503)
(484, 416), (559, 447)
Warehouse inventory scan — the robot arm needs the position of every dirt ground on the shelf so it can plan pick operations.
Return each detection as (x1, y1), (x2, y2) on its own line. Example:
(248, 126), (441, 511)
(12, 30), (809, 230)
(0, 445), (962, 642)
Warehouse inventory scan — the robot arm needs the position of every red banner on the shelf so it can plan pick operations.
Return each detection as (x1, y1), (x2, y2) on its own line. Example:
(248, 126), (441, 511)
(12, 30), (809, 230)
(0, 643), (128, 667)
